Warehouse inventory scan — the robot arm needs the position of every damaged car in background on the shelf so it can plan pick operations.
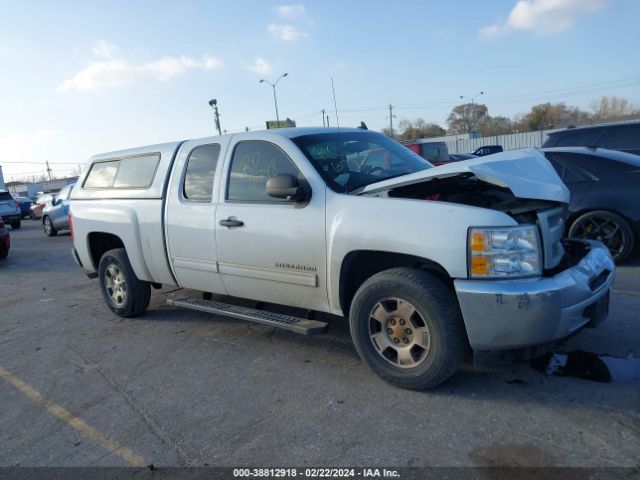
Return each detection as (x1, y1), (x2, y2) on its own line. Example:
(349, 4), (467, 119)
(70, 128), (615, 389)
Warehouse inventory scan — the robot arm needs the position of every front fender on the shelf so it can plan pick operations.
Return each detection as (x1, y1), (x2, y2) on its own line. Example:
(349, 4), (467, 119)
(325, 194), (518, 314)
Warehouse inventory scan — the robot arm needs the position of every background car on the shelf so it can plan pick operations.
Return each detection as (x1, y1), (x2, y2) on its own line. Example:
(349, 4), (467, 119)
(30, 192), (53, 220)
(42, 184), (74, 236)
(14, 196), (33, 218)
(0, 217), (9, 259)
(542, 147), (640, 262)
(0, 191), (21, 229)
(448, 153), (477, 163)
(404, 141), (449, 165)
(471, 145), (503, 156)
(542, 121), (640, 156)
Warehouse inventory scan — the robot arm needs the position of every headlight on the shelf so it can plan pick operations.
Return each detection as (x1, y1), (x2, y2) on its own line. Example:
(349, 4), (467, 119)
(468, 225), (542, 278)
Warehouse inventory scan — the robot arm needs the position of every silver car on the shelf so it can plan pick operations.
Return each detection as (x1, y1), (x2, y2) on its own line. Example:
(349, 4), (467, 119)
(42, 184), (75, 236)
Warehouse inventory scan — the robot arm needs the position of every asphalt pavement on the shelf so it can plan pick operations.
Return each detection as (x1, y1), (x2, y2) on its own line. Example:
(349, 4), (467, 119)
(0, 221), (638, 467)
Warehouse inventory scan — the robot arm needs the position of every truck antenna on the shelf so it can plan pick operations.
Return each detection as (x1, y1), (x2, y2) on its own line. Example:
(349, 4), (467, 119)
(331, 77), (340, 130)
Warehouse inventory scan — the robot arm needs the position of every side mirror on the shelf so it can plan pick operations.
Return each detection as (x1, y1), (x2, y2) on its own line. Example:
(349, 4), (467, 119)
(51, 198), (58, 206)
(266, 174), (308, 202)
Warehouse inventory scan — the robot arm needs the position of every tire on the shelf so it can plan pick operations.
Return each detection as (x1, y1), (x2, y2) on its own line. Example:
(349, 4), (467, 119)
(43, 216), (57, 236)
(11, 221), (20, 230)
(568, 210), (635, 262)
(349, 267), (468, 390)
(98, 248), (151, 317)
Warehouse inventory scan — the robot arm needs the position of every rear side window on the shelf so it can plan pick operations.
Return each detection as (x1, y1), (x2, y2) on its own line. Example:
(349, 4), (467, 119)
(83, 161), (119, 188)
(183, 144), (221, 202)
(227, 141), (302, 202)
(83, 154), (160, 189)
(603, 126), (640, 150)
(421, 144), (445, 163)
(553, 130), (600, 147)
(113, 154), (160, 188)
(0, 192), (13, 201)
(58, 185), (73, 201)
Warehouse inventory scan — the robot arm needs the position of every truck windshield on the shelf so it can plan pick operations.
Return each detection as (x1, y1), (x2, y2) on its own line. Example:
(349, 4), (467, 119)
(291, 131), (431, 193)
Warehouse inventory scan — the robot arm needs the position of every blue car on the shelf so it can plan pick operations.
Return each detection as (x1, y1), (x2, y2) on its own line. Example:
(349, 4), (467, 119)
(42, 183), (75, 236)
(14, 196), (33, 218)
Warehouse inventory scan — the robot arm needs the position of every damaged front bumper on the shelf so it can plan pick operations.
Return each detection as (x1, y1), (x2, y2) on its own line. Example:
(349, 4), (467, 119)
(454, 240), (615, 359)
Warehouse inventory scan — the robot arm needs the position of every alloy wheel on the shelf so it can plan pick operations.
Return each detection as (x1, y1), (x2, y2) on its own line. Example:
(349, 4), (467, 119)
(104, 264), (127, 306)
(368, 297), (431, 368)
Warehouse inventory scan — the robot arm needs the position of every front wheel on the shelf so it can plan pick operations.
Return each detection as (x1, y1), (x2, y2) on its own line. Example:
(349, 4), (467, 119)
(43, 216), (57, 236)
(349, 268), (468, 390)
(98, 248), (151, 317)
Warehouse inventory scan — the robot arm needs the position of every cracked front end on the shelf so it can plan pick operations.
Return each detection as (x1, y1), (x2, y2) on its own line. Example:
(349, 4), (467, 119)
(454, 240), (614, 352)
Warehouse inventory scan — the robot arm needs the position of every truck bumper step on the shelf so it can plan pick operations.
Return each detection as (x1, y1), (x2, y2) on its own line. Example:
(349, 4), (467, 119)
(166, 297), (328, 335)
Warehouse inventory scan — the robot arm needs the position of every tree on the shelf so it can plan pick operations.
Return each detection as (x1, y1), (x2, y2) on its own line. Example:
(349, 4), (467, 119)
(396, 118), (446, 140)
(446, 103), (489, 134)
(590, 96), (639, 122)
(478, 116), (514, 136)
(515, 102), (590, 131)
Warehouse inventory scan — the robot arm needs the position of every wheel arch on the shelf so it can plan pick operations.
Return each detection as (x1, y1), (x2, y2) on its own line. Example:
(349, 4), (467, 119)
(87, 232), (126, 271)
(338, 250), (453, 317)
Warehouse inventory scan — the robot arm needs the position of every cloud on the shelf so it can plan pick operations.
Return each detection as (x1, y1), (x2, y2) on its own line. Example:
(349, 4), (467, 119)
(276, 3), (306, 19)
(480, 0), (609, 37)
(267, 23), (308, 41)
(58, 54), (222, 92)
(242, 57), (273, 76)
(92, 40), (119, 57)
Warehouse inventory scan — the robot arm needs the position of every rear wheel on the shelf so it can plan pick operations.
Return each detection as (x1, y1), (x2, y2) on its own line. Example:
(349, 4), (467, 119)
(43, 216), (57, 236)
(568, 210), (635, 262)
(349, 268), (468, 390)
(11, 221), (20, 229)
(98, 248), (151, 317)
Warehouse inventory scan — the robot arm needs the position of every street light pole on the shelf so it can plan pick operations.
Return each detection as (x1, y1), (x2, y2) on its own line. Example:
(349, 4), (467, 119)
(459, 91), (484, 106)
(459, 91), (484, 133)
(208, 99), (222, 135)
(260, 73), (288, 124)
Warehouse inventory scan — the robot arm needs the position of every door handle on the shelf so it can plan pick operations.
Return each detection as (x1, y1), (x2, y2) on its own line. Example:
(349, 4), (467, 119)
(219, 217), (244, 228)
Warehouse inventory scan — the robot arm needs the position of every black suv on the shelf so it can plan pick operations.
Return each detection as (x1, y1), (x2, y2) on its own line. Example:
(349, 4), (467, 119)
(471, 145), (503, 156)
(542, 121), (640, 156)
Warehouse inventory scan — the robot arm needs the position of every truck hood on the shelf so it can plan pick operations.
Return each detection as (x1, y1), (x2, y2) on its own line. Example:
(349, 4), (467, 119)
(358, 148), (570, 204)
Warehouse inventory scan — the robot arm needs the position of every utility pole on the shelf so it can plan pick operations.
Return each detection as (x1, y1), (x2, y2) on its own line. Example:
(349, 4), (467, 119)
(388, 104), (396, 137)
(326, 115), (330, 127)
(45, 161), (52, 181)
(208, 99), (222, 135)
(322, 109), (326, 127)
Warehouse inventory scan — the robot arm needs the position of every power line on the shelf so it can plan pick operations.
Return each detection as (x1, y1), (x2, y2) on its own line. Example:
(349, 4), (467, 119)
(289, 75), (640, 119)
(0, 161), (80, 165)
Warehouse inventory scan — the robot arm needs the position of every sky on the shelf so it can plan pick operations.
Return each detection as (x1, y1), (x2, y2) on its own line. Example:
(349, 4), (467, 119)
(1, 0), (639, 181)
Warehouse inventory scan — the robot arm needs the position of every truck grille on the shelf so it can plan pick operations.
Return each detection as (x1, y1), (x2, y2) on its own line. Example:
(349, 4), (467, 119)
(537, 207), (565, 270)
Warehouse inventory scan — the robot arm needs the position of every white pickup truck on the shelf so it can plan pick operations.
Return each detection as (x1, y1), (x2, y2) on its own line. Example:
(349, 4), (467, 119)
(70, 127), (615, 389)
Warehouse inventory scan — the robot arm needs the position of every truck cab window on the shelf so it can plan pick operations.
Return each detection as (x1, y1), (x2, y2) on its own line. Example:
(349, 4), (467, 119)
(227, 141), (302, 202)
(183, 144), (221, 202)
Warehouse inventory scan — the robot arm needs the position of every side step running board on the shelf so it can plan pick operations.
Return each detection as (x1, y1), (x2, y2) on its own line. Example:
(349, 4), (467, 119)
(166, 297), (328, 335)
